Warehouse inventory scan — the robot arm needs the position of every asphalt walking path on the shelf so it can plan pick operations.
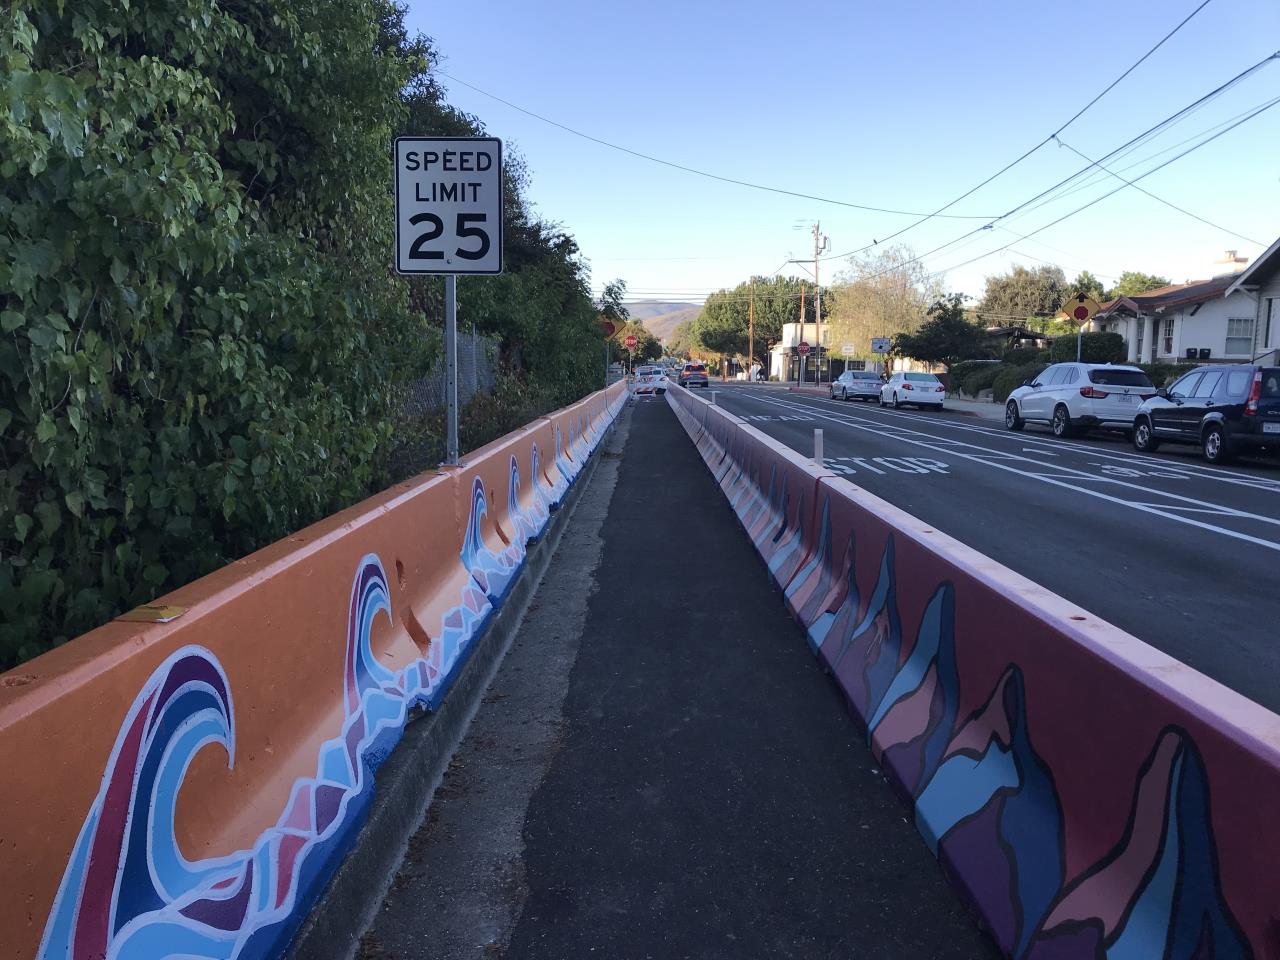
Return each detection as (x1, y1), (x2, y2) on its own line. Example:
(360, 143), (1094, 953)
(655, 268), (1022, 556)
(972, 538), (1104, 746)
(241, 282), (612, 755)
(363, 397), (996, 960)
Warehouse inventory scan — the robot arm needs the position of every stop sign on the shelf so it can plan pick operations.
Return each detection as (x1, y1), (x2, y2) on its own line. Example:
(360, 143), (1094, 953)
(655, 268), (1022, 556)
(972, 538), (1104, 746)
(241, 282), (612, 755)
(625, 335), (638, 349)
(797, 341), (811, 356)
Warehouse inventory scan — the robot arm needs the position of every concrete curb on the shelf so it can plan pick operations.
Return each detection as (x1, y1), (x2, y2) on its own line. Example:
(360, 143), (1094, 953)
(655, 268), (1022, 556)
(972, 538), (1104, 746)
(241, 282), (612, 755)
(287, 418), (617, 960)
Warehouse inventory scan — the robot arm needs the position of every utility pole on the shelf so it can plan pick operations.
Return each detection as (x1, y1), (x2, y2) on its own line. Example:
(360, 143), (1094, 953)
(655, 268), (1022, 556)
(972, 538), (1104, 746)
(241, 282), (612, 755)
(813, 222), (829, 387)
(749, 278), (755, 382)
(799, 285), (807, 385)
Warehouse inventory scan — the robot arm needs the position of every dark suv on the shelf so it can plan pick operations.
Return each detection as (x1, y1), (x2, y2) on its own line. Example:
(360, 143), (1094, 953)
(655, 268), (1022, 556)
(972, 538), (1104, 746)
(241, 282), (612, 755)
(1132, 364), (1280, 463)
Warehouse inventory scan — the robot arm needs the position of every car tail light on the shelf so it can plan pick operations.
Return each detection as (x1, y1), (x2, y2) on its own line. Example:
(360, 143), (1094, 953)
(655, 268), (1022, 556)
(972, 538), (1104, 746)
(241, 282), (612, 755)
(936, 386), (944, 392)
(902, 383), (913, 391)
(1246, 370), (1262, 416)
(1079, 386), (1109, 399)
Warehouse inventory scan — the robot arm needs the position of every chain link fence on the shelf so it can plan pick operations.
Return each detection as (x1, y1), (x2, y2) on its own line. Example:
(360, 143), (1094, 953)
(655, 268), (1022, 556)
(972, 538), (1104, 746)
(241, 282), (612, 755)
(403, 328), (497, 417)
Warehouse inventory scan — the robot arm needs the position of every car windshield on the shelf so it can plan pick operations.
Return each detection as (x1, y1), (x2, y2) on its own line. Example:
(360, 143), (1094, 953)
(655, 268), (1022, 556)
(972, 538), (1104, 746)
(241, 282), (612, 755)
(904, 373), (939, 382)
(852, 372), (878, 380)
(1088, 369), (1151, 387)
(686, 364), (705, 372)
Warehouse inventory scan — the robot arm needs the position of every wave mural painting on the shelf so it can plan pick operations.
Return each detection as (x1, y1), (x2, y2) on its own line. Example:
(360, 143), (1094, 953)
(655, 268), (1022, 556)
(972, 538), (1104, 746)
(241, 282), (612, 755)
(6, 381), (628, 960)
(665, 385), (1277, 959)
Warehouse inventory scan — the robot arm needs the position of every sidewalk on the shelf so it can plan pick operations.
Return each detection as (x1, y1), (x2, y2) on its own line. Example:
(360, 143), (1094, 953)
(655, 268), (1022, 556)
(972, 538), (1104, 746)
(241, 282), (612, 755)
(942, 395), (1004, 420)
(365, 398), (997, 959)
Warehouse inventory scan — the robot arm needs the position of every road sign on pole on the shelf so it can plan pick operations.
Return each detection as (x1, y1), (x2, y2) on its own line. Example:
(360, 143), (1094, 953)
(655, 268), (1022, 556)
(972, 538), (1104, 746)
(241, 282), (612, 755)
(797, 341), (811, 356)
(625, 334), (638, 350)
(870, 337), (891, 354)
(1061, 292), (1101, 362)
(394, 138), (503, 275)
(841, 343), (856, 357)
(394, 137), (503, 465)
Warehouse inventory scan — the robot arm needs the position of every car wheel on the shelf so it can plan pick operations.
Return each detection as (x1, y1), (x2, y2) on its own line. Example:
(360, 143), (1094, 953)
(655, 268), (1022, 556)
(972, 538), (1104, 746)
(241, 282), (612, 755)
(892, 392), (901, 409)
(1051, 405), (1075, 438)
(1005, 401), (1025, 431)
(1202, 424), (1232, 463)
(1133, 418), (1159, 452)
(841, 388), (849, 401)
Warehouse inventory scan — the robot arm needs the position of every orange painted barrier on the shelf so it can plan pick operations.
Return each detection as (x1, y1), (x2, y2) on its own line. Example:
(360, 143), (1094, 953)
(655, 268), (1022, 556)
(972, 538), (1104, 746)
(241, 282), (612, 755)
(0, 379), (627, 960)
(668, 384), (1280, 960)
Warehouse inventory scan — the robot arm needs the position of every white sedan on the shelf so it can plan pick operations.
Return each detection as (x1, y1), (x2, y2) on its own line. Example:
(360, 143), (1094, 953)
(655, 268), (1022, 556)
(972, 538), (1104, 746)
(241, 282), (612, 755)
(880, 372), (946, 409)
(632, 364), (670, 396)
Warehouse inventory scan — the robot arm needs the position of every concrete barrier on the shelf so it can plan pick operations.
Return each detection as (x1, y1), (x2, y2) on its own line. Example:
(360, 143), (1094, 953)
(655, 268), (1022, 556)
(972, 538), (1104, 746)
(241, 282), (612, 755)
(0, 379), (626, 960)
(668, 384), (1280, 960)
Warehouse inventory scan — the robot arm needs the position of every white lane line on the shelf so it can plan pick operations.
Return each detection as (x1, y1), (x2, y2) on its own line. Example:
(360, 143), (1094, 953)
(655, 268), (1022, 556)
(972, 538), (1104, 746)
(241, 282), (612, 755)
(1026, 447), (1057, 456)
(777, 390), (1280, 492)
(762, 394), (1280, 524)
(740, 392), (1280, 553)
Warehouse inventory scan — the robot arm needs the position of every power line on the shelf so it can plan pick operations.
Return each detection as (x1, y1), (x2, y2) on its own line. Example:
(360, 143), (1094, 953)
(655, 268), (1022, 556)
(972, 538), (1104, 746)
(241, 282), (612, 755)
(1051, 136), (1264, 246)
(818, 0), (1219, 263)
(434, 70), (997, 220)
(828, 53), (1280, 282)
(931, 96), (1280, 278)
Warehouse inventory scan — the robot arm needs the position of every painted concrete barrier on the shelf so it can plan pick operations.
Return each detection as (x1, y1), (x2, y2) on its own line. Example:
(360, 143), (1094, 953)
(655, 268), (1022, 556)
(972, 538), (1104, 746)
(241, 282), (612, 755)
(0, 380), (627, 960)
(668, 385), (1280, 960)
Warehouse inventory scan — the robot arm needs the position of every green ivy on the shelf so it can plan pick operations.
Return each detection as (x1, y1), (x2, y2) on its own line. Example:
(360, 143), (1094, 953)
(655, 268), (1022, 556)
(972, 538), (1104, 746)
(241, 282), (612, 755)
(0, 0), (432, 667)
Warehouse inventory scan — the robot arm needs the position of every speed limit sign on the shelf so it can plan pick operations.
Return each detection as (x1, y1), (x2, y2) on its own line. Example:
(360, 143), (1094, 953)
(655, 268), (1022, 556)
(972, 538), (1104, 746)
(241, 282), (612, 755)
(395, 137), (503, 274)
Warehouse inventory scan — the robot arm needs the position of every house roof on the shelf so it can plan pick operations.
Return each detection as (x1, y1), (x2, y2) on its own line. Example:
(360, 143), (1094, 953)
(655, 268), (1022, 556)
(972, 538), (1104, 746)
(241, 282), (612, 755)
(1095, 274), (1238, 317)
(1225, 234), (1280, 297)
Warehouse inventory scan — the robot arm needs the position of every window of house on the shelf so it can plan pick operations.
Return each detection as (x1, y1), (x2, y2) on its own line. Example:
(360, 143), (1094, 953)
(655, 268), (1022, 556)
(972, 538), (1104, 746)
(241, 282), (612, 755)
(1135, 319), (1144, 357)
(1266, 299), (1276, 349)
(1162, 319), (1174, 355)
(1226, 318), (1254, 355)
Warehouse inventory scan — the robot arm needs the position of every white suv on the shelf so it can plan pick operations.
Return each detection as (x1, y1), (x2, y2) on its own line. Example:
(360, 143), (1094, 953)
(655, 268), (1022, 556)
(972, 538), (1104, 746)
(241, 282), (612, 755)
(1005, 363), (1156, 437)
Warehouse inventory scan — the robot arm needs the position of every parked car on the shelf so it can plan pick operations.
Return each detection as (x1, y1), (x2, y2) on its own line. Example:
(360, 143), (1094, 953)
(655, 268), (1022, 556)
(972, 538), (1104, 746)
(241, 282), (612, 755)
(632, 364), (669, 396)
(1132, 364), (1280, 463)
(880, 372), (945, 409)
(679, 362), (709, 388)
(1005, 363), (1155, 437)
(830, 370), (883, 401)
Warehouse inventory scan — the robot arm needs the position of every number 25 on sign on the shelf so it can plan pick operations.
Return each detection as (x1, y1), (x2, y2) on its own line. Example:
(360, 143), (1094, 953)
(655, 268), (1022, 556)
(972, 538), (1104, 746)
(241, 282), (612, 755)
(395, 137), (504, 275)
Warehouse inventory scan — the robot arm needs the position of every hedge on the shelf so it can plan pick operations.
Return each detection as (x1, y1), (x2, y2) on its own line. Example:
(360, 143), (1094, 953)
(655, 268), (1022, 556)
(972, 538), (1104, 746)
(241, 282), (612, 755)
(1049, 332), (1126, 363)
(993, 362), (1049, 404)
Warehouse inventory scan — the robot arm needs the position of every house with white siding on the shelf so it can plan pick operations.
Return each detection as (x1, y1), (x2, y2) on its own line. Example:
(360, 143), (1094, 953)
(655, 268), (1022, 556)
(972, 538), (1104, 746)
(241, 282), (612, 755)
(1224, 235), (1280, 365)
(1091, 247), (1276, 365)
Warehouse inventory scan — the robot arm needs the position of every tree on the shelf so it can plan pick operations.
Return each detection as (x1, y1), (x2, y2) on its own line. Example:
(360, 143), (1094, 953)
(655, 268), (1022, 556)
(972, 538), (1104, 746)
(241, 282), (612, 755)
(667, 319), (703, 359)
(611, 321), (661, 363)
(691, 276), (824, 360)
(826, 245), (943, 360)
(1069, 270), (1106, 303)
(1109, 271), (1172, 299)
(892, 295), (991, 372)
(977, 264), (1067, 328)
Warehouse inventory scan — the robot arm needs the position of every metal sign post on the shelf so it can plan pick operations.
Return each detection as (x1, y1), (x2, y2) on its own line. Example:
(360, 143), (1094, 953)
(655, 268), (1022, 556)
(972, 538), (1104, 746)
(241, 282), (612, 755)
(394, 136), (503, 465)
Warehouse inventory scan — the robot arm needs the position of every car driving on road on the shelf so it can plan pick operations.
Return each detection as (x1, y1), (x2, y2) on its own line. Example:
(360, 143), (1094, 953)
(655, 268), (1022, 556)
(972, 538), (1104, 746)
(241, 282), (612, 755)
(1005, 363), (1155, 438)
(830, 370), (883, 402)
(879, 371), (945, 409)
(679, 362), (709, 388)
(1132, 363), (1280, 463)
(632, 364), (669, 396)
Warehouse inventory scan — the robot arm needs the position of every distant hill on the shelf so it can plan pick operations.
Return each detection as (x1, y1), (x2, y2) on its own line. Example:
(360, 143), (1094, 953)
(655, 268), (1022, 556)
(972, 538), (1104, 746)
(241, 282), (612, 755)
(624, 301), (701, 344)
(624, 300), (699, 321)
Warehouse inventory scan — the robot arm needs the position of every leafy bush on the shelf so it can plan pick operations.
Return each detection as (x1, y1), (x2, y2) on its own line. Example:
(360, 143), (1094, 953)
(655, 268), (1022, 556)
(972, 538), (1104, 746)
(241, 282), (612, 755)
(0, 5), (605, 668)
(993, 362), (1049, 404)
(1139, 362), (1197, 388)
(1049, 332), (1126, 363)
(961, 364), (1003, 397)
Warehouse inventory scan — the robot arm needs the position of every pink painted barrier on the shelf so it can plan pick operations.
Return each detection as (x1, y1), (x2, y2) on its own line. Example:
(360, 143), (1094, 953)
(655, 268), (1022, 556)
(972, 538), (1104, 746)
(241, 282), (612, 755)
(668, 384), (1280, 960)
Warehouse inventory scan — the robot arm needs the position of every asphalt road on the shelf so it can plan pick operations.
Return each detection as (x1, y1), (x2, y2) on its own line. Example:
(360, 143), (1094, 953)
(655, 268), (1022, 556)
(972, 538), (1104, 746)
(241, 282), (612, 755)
(704, 384), (1280, 714)
(366, 400), (999, 959)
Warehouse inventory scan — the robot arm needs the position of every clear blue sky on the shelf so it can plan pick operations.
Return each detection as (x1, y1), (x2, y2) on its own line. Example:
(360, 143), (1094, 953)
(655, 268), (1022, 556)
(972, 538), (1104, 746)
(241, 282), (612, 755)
(404, 0), (1280, 306)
